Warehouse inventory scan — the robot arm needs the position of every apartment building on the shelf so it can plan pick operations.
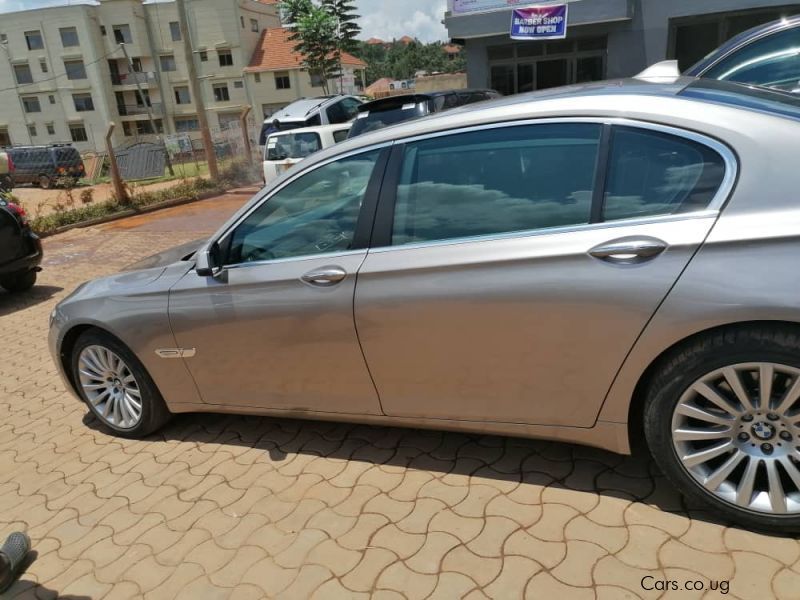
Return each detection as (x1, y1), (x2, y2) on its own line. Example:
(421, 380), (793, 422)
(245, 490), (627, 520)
(0, 0), (280, 152)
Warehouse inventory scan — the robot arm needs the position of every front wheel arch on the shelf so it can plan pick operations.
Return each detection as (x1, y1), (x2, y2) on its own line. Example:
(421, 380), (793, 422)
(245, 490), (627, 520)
(627, 320), (800, 454)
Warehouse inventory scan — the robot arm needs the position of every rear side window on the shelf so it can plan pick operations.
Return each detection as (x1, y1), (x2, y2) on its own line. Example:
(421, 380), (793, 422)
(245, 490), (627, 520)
(703, 26), (800, 92)
(391, 123), (601, 246)
(603, 127), (726, 222)
(266, 132), (322, 161)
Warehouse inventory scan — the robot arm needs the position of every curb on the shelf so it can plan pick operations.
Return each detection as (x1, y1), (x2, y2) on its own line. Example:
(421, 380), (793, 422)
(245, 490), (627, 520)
(37, 183), (259, 239)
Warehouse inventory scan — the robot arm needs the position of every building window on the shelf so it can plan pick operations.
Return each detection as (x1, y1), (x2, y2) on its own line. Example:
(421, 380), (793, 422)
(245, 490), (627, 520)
(131, 57), (143, 72)
(46, 123), (55, 135)
(251, 19), (259, 33)
(123, 120), (163, 136)
(0, 34), (7, 45)
(135, 90), (151, 106)
(218, 49), (233, 67)
(100, 25), (107, 36)
(310, 73), (324, 87)
(169, 21), (182, 42)
(49, 95), (56, 104)
(174, 86), (191, 104)
(240, 16), (245, 29)
(25, 30), (44, 51)
(213, 84), (230, 102)
(22, 96), (41, 113)
(234, 80), (244, 89)
(199, 50), (208, 62)
(254, 72), (261, 83)
(27, 124), (37, 137)
(113, 24), (132, 44)
(275, 71), (290, 89)
(73, 93), (94, 112)
(175, 117), (200, 132)
(64, 59), (87, 80)
(70, 124), (88, 142)
(40, 59), (48, 73)
(60, 27), (80, 48)
(13, 64), (33, 85)
(160, 54), (177, 72)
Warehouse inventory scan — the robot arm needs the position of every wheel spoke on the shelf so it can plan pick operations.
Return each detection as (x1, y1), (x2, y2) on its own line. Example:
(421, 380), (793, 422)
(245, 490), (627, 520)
(80, 355), (105, 378)
(775, 376), (800, 415)
(681, 440), (734, 468)
(722, 367), (755, 412)
(102, 394), (114, 418)
(82, 382), (109, 391)
(125, 391), (142, 411)
(765, 460), (787, 514)
(112, 395), (122, 425)
(94, 347), (112, 372)
(692, 382), (740, 416)
(735, 457), (759, 508)
(673, 427), (732, 442)
(125, 386), (141, 400)
(675, 403), (734, 426)
(760, 364), (775, 410)
(703, 450), (745, 491)
(79, 369), (104, 381)
(90, 389), (110, 408)
(780, 457), (800, 491)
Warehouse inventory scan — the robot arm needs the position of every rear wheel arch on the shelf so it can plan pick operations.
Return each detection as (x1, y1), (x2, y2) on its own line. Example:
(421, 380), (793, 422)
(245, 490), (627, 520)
(627, 320), (800, 453)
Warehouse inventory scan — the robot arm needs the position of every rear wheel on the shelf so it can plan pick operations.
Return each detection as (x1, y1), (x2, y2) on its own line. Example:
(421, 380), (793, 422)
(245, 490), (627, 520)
(38, 175), (51, 189)
(0, 270), (36, 293)
(0, 175), (12, 192)
(644, 325), (800, 533)
(71, 329), (171, 438)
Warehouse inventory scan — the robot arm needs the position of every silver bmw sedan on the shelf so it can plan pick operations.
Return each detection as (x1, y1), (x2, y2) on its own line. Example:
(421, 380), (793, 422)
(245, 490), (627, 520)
(50, 76), (800, 532)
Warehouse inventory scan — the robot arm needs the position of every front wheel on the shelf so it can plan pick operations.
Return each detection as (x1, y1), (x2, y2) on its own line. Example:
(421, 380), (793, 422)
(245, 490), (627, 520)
(38, 175), (51, 189)
(0, 269), (36, 293)
(644, 325), (800, 533)
(70, 329), (171, 438)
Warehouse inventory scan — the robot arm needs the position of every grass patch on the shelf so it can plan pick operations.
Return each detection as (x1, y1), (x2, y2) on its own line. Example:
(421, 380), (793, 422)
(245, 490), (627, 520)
(31, 160), (261, 235)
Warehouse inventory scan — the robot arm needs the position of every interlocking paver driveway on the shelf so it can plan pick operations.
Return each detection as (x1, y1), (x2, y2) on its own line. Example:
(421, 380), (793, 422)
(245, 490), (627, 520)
(1, 188), (799, 599)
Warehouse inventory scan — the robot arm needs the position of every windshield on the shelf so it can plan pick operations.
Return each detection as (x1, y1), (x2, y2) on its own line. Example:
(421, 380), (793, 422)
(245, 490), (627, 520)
(348, 102), (429, 138)
(266, 132), (323, 161)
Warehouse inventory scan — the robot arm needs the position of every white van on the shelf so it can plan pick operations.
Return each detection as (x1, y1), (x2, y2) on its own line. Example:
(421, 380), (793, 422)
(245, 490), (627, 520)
(263, 123), (352, 184)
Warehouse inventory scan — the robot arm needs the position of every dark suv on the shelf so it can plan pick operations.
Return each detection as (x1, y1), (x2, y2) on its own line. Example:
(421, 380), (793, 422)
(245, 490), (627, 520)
(348, 89), (501, 138)
(0, 193), (41, 293)
(6, 144), (85, 189)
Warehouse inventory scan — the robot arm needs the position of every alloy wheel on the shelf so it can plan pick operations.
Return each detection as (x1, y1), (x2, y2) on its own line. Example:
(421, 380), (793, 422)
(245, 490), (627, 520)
(672, 362), (800, 515)
(77, 345), (143, 429)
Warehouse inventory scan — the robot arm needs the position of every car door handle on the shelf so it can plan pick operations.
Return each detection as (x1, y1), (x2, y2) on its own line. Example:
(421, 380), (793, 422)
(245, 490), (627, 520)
(301, 266), (347, 286)
(589, 237), (668, 264)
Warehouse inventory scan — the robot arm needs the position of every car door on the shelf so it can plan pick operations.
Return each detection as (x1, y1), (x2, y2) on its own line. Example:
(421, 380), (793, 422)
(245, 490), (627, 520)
(169, 147), (389, 414)
(355, 120), (734, 427)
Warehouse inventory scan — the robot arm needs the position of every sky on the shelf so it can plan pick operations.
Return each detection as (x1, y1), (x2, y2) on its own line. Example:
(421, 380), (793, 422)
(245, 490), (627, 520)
(0, 0), (450, 42)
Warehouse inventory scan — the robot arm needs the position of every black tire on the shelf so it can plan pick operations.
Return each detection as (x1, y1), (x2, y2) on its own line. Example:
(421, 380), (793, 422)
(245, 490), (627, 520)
(644, 324), (800, 533)
(0, 175), (12, 192)
(0, 269), (36, 293)
(70, 329), (171, 438)
(38, 175), (51, 189)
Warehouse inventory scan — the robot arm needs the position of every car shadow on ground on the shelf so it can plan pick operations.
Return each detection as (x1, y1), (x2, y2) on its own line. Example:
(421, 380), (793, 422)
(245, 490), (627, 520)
(81, 409), (750, 535)
(0, 286), (62, 318)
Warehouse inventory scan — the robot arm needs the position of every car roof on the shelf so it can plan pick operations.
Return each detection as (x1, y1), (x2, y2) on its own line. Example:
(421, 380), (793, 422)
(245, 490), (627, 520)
(266, 123), (352, 137)
(299, 76), (800, 169)
(359, 89), (495, 111)
(686, 14), (800, 76)
(265, 95), (344, 122)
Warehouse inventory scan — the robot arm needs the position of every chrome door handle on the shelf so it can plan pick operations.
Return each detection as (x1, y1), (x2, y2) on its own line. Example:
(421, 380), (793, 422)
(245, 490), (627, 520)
(301, 266), (347, 286)
(589, 237), (668, 264)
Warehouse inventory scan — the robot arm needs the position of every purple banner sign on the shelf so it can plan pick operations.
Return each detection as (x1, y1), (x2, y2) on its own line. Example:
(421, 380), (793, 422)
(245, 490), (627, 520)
(510, 5), (569, 40)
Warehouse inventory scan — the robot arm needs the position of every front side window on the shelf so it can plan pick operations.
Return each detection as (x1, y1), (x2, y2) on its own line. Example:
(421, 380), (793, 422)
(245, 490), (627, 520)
(228, 150), (381, 263)
(60, 27), (79, 48)
(602, 127), (726, 221)
(704, 26), (800, 91)
(391, 124), (601, 246)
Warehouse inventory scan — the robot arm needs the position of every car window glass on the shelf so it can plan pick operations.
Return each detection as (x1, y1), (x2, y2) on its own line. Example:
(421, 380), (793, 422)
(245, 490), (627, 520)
(332, 129), (350, 143)
(229, 150), (381, 263)
(704, 26), (800, 91)
(603, 127), (726, 221)
(340, 98), (362, 120)
(306, 113), (321, 127)
(267, 132), (322, 160)
(391, 123), (601, 246)
(326, 101), (348, 124)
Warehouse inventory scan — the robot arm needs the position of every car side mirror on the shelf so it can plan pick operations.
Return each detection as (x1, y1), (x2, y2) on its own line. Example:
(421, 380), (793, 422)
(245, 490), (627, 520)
(196, 241), (224, 278)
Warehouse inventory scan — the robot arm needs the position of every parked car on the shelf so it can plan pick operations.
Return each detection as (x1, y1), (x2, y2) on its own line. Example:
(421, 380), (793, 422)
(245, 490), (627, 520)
(51, 77), (800, 532)
(259, 95), (363, 145)
(0, 193), (41, 293)
(6, 144), (85, 189)
(263, 123), (352, 185)
(0, 150), (13, 192)
(348, 89), (501, 138)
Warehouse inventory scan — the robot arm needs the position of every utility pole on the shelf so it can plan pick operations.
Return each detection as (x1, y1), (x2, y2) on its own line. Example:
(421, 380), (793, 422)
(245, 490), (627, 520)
(176, 0), (218, 180)
(119, 43), (174, 176)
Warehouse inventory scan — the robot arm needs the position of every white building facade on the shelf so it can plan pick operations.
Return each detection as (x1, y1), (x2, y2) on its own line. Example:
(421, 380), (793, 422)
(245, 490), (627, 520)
(0, 0), (281, 152)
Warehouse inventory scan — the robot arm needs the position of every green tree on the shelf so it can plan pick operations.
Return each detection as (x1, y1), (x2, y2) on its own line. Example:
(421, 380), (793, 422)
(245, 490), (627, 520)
(321, 0), (361, 53)
(280, 0), (340, 94)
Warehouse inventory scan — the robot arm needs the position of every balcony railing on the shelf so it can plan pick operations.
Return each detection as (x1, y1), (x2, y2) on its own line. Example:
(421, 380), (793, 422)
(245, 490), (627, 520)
(118, 103), (163, 116)
(111, 71), (156, 86)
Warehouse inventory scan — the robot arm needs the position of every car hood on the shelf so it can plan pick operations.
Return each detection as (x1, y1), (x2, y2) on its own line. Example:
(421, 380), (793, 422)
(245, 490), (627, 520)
(122, 237), (206, 272)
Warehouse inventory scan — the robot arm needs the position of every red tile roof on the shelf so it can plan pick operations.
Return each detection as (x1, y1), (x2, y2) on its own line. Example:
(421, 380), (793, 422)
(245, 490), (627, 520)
(246, 27), (367, 72)
(399, 35), (415, 44)
(366, 37), (385, 45)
